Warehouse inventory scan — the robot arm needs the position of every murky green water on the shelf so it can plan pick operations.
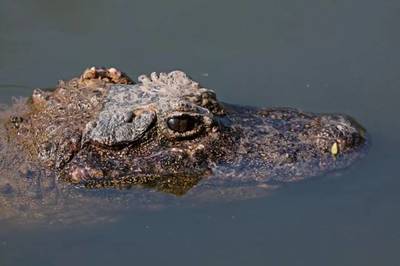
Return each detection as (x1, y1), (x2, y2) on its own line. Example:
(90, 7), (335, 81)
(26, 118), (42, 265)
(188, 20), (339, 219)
(1, 0), (400, 265)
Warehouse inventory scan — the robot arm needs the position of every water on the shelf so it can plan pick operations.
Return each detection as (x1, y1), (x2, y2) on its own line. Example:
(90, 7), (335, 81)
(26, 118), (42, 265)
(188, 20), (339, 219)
(1, 0), (399, 265)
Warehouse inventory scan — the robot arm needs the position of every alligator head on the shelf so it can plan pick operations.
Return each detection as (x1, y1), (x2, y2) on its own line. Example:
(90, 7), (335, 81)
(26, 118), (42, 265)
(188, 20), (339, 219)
(7, 68), (367, 195)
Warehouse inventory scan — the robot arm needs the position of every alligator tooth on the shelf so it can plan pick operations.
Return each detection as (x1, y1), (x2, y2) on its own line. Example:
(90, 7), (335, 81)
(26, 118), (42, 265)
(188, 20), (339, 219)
(331, 142), (339, 156)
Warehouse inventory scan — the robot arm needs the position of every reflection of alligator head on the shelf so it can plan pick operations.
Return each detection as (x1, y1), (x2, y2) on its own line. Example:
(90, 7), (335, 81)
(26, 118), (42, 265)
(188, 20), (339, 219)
(4, 67), (367, 198)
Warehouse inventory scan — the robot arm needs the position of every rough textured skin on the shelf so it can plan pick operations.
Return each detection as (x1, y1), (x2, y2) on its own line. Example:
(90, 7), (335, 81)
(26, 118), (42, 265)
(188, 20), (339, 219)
(0, 67), (367, 224)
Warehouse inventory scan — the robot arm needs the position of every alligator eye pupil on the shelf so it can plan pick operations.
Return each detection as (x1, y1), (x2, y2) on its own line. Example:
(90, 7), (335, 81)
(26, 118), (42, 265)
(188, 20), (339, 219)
(167, 116), (196, 133)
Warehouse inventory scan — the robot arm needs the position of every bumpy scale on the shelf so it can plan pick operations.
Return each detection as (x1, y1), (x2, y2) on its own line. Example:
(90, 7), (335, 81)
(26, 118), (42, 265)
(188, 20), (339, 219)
(0, 67), (367, 223)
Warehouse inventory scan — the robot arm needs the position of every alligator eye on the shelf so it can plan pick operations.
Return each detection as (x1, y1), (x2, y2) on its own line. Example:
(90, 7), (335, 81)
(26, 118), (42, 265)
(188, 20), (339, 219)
(167, 115), (197, 133)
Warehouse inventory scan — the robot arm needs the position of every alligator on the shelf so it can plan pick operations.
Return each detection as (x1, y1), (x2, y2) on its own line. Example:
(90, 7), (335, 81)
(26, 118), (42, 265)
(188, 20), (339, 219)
(0, 67), (367, 223)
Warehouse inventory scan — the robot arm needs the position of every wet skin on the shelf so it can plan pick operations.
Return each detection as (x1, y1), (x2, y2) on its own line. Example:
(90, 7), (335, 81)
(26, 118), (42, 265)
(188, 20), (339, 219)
(0, 67), (367, 222)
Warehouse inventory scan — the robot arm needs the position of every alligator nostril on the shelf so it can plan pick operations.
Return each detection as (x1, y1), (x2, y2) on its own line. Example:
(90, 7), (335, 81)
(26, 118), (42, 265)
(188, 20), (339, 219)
(318, 114), (367, 153)
(338, 115), (367, 149)
(125, 111), (134, 123)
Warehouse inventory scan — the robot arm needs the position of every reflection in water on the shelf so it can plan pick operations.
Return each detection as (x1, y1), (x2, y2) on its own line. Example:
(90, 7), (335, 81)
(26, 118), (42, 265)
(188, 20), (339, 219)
(84, 174), (202, 196)
(0, 0), (399, 265)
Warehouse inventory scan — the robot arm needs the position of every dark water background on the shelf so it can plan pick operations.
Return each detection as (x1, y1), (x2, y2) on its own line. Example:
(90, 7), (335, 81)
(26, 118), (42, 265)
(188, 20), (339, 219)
(1, 0), (400, 265)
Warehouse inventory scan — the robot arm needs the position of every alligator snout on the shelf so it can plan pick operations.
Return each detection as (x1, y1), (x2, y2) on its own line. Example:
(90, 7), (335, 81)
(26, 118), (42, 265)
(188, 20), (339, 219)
(312, 114), (366, 155)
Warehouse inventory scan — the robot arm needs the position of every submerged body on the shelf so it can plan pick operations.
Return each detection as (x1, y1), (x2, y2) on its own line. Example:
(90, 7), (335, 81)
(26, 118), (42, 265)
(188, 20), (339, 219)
(0, 67), (367, 223)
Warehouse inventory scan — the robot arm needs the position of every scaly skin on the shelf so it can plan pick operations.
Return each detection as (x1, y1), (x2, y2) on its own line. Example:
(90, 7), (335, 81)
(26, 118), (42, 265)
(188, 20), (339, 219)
(0, 67), (367, 223)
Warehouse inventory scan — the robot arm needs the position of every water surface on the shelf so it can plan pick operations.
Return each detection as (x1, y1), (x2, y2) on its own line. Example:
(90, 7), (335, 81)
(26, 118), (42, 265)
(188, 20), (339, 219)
(1, 0), (400, 265)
